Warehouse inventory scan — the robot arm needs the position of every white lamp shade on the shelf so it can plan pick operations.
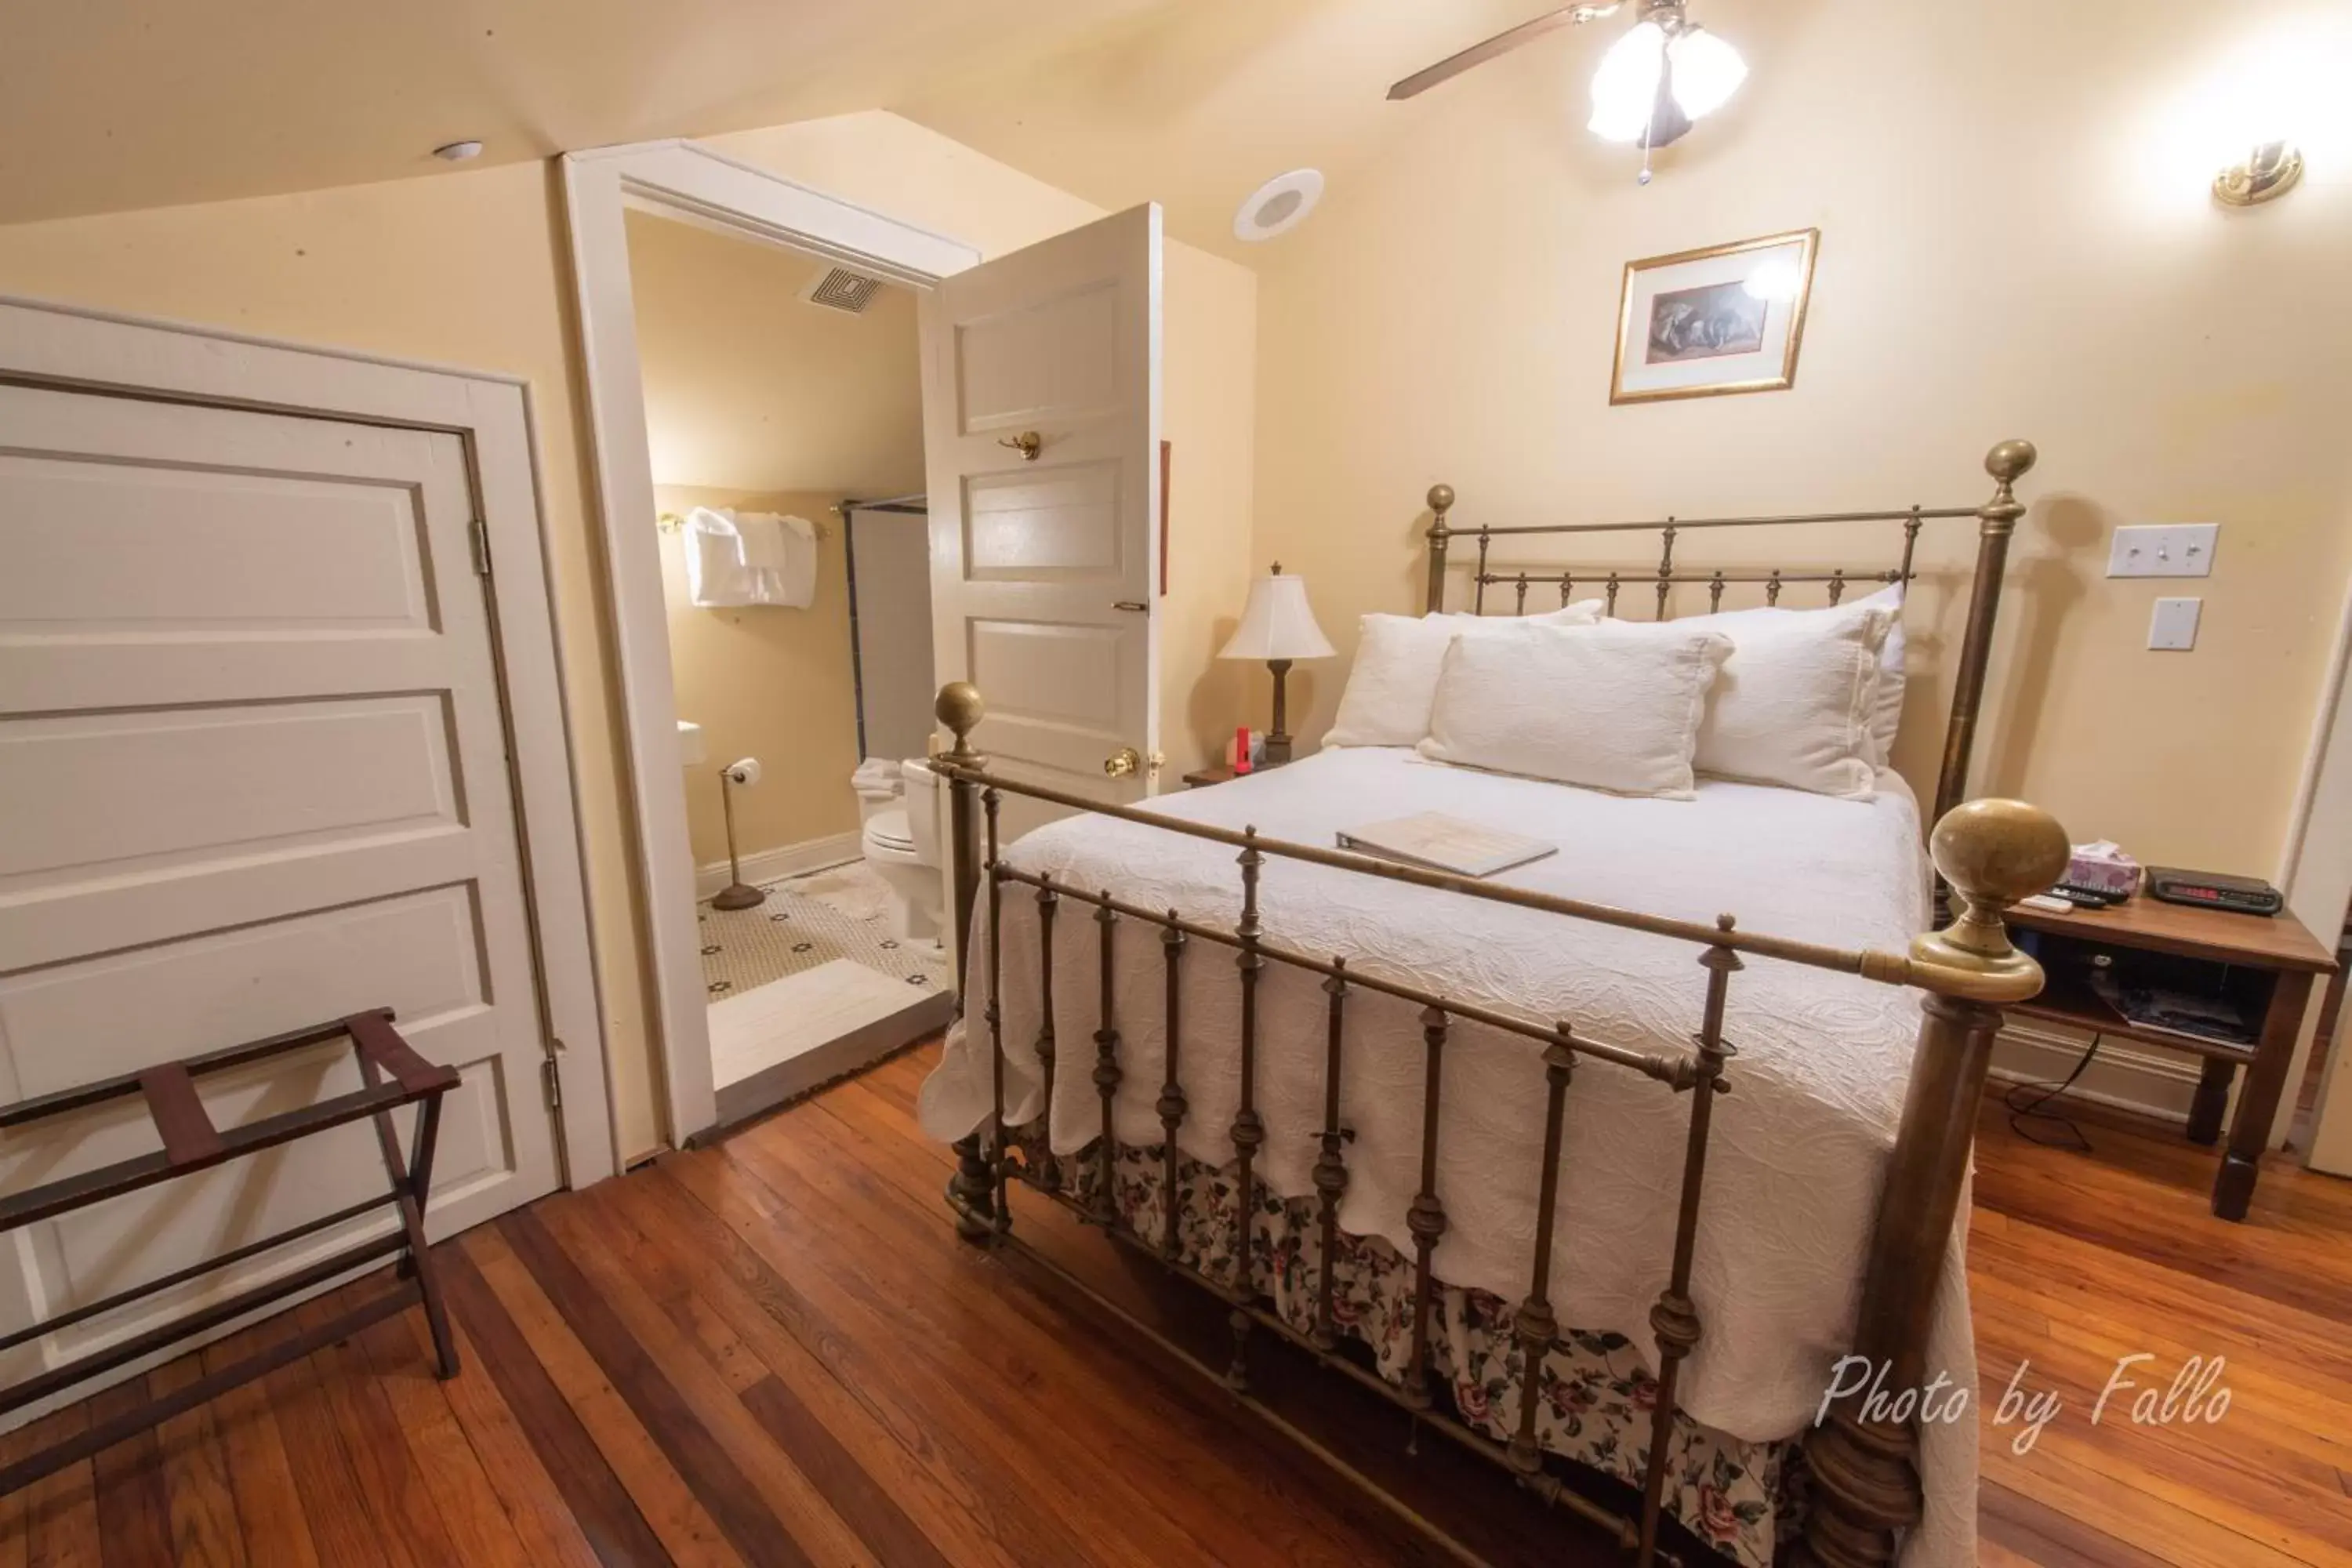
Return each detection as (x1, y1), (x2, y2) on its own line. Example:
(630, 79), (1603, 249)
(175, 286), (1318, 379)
(1218, 572), (1335, 661)
(1588, 20), (1666, 142)
(1666, 26), (1747, 120)
(1588, 18), (1746, 143)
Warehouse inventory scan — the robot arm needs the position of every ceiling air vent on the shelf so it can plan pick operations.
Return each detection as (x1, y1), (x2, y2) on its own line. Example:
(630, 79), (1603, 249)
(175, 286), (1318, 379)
(803, 267), (884, 314)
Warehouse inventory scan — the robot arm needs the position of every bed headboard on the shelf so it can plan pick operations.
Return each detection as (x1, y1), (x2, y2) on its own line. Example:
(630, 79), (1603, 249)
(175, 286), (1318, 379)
(1420, 439), (2035, 825)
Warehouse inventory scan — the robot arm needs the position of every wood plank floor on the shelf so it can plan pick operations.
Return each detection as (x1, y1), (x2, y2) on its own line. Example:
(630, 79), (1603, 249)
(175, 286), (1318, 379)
(5, 1040), (2348, 1566)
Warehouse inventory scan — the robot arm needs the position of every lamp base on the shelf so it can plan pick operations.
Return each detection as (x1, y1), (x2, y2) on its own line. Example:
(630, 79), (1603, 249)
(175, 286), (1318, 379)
(712, 881), (766, 912)
(1264, 658), (1295, 767)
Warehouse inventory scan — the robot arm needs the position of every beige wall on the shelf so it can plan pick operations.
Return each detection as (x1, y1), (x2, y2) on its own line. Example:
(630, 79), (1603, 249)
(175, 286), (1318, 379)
(655, 486), (863, 868)
(624, 209), (926, 495)
(1249, 0), (2352, 878)
(1158, 240), (1262, 777)
(0, 111), (1257, 1162)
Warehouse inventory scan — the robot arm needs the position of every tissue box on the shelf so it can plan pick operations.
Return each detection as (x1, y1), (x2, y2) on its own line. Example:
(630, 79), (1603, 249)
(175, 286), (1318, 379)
(2065, 840), (2141, 898)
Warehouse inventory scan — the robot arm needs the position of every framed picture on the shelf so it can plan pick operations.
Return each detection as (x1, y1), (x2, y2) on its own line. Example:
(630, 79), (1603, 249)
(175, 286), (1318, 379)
(1610, 228), (1819, 405)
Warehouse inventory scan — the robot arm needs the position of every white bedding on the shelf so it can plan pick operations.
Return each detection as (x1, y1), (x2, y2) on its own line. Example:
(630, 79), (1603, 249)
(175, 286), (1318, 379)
(920, 746), (1976, 1566)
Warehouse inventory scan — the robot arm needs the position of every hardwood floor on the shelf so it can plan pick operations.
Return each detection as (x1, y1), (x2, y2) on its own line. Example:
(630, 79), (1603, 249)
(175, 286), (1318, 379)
(5, 1040), (2348, 1566)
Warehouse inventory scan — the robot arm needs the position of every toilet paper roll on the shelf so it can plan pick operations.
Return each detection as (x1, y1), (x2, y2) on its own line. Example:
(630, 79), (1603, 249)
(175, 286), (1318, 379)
(725, 757), (762, 786)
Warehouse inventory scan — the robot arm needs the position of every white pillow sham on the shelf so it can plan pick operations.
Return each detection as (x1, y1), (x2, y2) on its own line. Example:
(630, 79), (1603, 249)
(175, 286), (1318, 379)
(1323, 601), (1604, 749)
(1687, 598), (1893, 798)
(1417, 620), (1731, 798)
(1852, 584), (1906, 763)
(1657, 586), (1906, 772)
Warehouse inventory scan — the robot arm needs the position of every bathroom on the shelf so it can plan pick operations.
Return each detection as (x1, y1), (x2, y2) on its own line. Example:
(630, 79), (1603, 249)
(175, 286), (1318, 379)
(628, 204), (952, 1127)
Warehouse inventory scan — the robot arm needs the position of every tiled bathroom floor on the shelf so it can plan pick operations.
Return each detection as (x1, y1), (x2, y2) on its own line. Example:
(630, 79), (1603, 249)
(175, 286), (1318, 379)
(695, 859), (948, 1000)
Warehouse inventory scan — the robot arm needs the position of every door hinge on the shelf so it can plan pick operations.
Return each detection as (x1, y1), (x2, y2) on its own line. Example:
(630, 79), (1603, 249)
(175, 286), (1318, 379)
(541, 1054), (564, 1112)
(468, 517), (493, 577)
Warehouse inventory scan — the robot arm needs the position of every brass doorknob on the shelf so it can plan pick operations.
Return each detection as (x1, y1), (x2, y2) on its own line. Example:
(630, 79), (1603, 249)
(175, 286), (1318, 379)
(997, 430), (1043, 461)
(1104, 746), (1142, 779)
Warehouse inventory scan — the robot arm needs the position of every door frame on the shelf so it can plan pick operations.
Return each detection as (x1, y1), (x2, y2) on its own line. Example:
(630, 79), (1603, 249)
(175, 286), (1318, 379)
(561, 140), (980, 1145)
(0, 293), (617, 1185)
(2279, 564), (2352, 1170)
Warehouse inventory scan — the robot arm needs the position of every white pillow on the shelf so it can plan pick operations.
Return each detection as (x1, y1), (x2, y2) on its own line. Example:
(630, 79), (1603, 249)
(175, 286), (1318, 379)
(1852, 584), (1906, 763)
(1417, 620), (1731, 798)
(1323, 601), (1604, 749)
(1690, 599), (1893, 798)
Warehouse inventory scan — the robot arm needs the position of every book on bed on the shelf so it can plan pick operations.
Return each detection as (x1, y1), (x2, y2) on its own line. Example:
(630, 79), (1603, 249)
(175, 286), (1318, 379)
(1336, 811), (1558, 878)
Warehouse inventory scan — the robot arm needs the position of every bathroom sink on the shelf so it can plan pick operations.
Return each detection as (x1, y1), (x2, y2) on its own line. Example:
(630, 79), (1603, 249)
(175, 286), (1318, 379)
(677, 720), (706, 768)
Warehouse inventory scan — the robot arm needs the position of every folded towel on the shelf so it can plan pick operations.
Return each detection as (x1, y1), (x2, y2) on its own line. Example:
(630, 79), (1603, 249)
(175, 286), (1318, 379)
(735, 512), (818, 609)
(683, 507), (753, 608)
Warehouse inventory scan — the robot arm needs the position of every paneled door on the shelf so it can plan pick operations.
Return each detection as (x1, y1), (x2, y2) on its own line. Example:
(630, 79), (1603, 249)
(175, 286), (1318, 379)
(920, 202), (1162, 831)
(0, 383), (561, 1417)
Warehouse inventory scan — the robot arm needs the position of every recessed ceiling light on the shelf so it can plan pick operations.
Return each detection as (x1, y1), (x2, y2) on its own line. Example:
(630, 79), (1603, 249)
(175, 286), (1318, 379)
(1233, 169), (1324, 242)
(433, 141), (485, 162)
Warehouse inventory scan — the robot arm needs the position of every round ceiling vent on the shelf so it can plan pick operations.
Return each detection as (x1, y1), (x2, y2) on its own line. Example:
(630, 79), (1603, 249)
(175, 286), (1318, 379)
(1233, 169), (1324, 242)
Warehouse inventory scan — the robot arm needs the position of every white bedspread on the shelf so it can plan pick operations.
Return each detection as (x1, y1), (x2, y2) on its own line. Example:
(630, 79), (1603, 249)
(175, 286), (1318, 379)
(920, 747), (1976, 1566)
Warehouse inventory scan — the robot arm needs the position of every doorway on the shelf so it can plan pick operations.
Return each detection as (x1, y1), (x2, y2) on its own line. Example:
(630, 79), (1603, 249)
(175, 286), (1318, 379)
(619, 206), (953, 1127)
(563, 141), (979, 1145)
(567, 143), (1167, 1151)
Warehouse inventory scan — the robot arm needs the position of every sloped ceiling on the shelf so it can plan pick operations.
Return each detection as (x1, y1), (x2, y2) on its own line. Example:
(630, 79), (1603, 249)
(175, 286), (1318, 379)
(899, 0), (1808, 264)
(0, 0), (1168, 225)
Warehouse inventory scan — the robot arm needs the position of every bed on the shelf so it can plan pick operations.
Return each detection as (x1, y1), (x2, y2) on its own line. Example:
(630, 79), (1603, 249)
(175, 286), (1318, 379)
(919, 441), (2067, 1568)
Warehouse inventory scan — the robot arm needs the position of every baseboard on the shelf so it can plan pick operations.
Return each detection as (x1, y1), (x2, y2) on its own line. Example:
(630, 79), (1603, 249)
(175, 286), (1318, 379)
(1989, 1020), (2201, 1126)
(695, 831), (862, 900)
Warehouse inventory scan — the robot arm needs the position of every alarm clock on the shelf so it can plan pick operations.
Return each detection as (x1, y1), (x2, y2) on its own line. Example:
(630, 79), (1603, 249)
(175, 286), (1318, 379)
(2145, 867), (2285, 916)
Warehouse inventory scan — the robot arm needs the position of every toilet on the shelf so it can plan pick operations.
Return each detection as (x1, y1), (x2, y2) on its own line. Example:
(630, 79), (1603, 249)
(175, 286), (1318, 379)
(855, 757), (945, 946)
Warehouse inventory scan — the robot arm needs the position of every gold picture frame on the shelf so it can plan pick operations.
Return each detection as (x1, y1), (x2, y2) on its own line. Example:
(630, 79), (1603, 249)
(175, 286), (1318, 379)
(1610, 228), (1819, 405)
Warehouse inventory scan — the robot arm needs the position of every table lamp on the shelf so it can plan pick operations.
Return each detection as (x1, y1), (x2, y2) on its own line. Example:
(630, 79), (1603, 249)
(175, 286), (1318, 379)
(1218, 562), (1334, 765)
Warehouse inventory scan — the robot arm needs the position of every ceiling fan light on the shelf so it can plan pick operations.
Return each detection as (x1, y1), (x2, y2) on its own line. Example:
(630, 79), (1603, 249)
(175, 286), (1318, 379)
(1588, 20), (1667, 143)
(1666, 25), (1747, 121)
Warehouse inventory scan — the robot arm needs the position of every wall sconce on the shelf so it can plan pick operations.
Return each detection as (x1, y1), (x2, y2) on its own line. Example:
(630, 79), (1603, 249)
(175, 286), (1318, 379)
(2214, 140), (2304, 206)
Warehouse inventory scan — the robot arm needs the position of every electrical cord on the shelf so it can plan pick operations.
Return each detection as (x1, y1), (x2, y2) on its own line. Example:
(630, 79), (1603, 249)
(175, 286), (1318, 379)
(2004, 1033), (2103, 1151)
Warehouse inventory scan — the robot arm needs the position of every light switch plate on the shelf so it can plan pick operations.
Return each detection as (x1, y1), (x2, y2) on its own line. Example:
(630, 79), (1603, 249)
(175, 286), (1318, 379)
(2149, 597), (2201, 650)
(2108, 523), (2217, 578)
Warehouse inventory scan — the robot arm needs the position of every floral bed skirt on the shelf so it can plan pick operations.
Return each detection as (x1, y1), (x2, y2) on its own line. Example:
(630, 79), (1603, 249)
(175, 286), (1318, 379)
(1060, 1141), (1801, 1567)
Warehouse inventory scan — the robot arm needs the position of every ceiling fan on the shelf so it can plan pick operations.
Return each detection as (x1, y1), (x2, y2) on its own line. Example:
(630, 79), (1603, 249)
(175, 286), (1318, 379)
(1388, 0), (1747, 160)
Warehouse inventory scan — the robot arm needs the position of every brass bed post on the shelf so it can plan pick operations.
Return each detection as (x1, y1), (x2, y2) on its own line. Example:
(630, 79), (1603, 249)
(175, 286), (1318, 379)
(1227, 831), (1268, 1391)
(1798, 800), (2066, 1568)
(1424, 485), (1454, 614)
(1932, 441), (2037, 824)
(937, 681), (994, 1243)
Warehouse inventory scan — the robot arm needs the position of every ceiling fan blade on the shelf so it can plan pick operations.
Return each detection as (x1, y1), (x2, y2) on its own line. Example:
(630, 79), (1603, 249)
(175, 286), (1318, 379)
(1386, 5), (1596, 100)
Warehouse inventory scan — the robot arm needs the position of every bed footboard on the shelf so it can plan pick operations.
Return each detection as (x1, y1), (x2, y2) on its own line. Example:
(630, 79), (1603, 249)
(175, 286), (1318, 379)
(930, 684), (2064, 1566)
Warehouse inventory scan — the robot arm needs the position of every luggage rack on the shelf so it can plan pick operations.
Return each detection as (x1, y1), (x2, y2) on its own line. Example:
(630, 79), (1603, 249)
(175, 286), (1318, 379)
(0, 1009), (459, 1494)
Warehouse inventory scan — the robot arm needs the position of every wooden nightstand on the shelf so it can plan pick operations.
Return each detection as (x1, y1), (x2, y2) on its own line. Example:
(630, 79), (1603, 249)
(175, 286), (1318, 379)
(2004, 895), (2336, 1221)
(1181, 764), (1238, 789)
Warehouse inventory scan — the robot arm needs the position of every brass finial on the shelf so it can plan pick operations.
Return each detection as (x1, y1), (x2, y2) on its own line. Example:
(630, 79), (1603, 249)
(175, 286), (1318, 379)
(1984, 439), (2037, 488)
(935, 681), (984, 756)
(1911, 798), (2067, 1001)
(1427, 483), (1455, 515)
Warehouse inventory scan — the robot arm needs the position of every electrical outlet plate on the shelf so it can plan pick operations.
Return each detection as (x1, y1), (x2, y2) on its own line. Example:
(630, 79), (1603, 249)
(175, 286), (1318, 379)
(2108, 523), (2217, 578)
(2149, 597), (2201, 650)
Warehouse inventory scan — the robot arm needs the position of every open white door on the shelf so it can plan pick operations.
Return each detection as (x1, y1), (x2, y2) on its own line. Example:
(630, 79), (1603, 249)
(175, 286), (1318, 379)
(920, 203), (1163, 829)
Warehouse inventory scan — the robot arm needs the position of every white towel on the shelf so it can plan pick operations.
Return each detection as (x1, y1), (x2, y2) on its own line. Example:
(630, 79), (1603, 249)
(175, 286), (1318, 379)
(681, 508), (818, 609)
(683, 507), (752, 608)
(736, 512), (818, 609)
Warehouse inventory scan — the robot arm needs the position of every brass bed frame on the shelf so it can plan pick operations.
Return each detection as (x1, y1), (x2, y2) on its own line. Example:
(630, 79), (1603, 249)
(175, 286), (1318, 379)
(930, 440), (2066, 1568)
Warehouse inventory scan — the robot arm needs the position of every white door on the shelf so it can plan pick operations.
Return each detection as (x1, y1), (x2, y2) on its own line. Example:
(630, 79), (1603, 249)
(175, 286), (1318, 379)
(0, 385), (562, 1417)
(920, 202), (1163, 829)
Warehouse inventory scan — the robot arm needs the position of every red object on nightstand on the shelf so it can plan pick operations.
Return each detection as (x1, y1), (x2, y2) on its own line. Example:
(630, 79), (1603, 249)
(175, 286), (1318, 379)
(1232, 725), (1252, 774)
